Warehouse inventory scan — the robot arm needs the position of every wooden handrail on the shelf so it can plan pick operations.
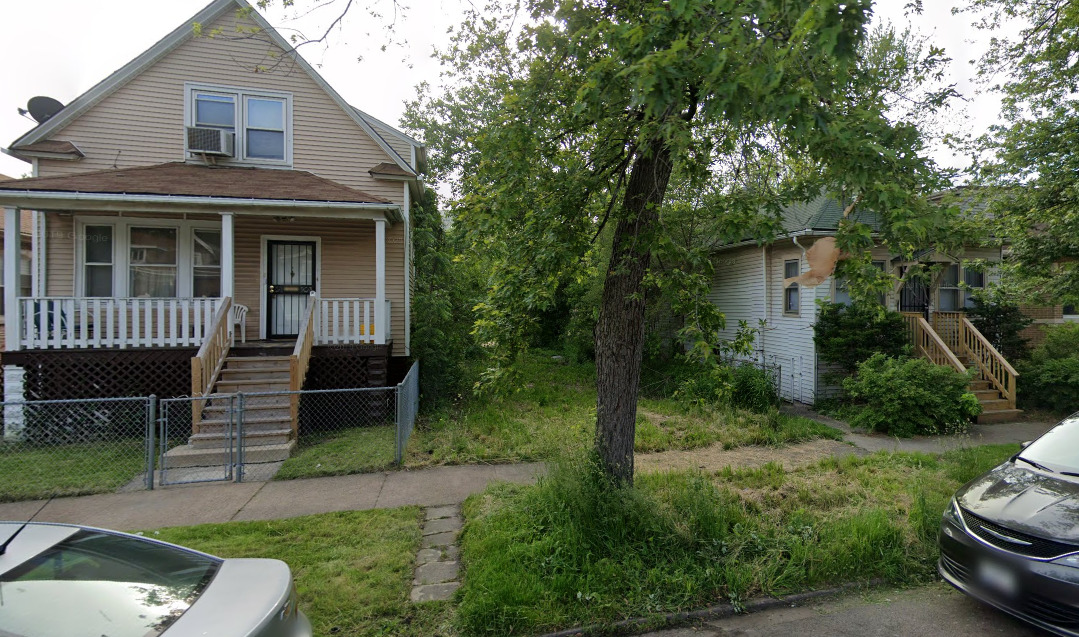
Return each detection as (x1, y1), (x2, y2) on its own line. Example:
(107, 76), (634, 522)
(960, 317), (1020, 409)
(191, 296), (232, 432)
(932, 311), (964, 354)
(914, 316), (967, 374)
(288, 293), (319, 437)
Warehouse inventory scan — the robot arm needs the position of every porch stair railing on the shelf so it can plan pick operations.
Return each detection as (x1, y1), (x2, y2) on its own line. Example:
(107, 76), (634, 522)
(901, 312), (966, 374)
(191, 297), (233, 432)
(288, 292), (319, 436)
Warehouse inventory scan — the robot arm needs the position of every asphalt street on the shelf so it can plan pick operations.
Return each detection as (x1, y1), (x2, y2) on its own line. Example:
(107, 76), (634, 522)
(639, 583), (1048, 637)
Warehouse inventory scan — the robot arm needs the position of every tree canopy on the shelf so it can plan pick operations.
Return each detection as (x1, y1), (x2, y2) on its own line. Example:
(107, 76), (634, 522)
(962, 0), (1079, 308)
(402, 0), (957, 483)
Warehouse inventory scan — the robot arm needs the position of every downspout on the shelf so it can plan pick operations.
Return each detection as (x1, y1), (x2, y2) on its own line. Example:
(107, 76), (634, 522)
(760, 245), (768, 364)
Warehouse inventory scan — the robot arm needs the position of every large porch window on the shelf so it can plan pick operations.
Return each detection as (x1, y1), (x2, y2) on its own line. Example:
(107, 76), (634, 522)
(76, 217), (222, 298)
(938, 263), (985, 311)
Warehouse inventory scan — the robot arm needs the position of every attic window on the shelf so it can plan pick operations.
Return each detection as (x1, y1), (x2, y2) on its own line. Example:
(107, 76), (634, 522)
(784, 259), (800, 315)
(186, 83), (292, 165)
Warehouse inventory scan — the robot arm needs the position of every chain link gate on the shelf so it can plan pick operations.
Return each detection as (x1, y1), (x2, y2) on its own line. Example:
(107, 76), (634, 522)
(157, 394), (237, 486)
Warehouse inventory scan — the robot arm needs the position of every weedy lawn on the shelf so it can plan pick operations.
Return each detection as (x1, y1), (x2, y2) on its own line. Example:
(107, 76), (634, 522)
(455, 445), (1018, 636)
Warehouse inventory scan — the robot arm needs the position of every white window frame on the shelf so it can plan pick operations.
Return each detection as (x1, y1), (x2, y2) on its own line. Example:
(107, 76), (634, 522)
(938, 263), (962, 312)
(784, 259), (800, 316)
(833, 260), (887, 305)
(184, 82), (294, 167)
(74, 216), (223, 299)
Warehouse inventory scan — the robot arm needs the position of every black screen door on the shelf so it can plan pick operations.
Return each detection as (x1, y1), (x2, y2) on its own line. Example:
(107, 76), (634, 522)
(899, 275), (929, 317)
(266, 241), (316, 338)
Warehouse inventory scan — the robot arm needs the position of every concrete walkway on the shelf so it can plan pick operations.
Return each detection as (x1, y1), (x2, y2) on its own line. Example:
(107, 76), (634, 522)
(0, 463), (545, 531)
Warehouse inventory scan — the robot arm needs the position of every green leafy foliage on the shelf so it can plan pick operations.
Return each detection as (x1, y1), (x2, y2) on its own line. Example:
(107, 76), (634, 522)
(962, 0), (1079, 309)
(842, 354), (979, 437)
(409, 188), (481, 407)
(456, 446), (1017, 635)
(1018, 322), (1079, 414)
(964, 294), (1033, 361)
(731, 364), (780, 413)
(814, 302), (911, 377)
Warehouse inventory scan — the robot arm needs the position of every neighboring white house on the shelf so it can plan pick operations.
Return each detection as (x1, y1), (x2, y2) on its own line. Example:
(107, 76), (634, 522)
(707, 193), (1004, 407)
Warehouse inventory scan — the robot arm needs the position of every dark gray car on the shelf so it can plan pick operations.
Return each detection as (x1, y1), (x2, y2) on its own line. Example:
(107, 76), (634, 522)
(0, 521), (312, 637)
(939, 411), (1079, 636)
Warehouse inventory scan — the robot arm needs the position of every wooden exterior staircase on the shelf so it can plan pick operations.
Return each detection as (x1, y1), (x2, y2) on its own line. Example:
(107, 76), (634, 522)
(902, 311), (1022, 424)
(168, 293), (319, 467)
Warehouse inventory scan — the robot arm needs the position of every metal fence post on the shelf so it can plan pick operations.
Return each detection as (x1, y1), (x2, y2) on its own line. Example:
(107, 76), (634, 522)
(394, 382), (403, 466)
(145, 395), (157, 490)
(234, 393), (244, 483)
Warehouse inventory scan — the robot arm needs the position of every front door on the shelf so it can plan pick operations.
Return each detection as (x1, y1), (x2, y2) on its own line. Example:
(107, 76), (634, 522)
(266, 240), (316, 338)
(899, 271), (930, 318)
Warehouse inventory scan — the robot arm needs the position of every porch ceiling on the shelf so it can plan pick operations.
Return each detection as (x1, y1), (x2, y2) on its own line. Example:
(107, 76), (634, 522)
(0, 162), (402, 222)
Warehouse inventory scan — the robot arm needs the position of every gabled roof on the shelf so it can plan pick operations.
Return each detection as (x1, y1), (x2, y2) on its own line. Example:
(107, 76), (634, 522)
(7, 0), (420, 177)
(0, 162), (390, 204)
(778, 192), (881, 234)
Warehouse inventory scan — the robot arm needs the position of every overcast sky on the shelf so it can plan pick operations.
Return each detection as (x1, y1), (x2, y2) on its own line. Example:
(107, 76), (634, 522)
(0, 0), (1000, 181)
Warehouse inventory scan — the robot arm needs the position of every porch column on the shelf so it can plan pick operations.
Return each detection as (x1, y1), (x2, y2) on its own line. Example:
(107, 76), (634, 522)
(4, 207), (21, 352)
(375, 218), (386, 345)
(221, 212), (235, 300)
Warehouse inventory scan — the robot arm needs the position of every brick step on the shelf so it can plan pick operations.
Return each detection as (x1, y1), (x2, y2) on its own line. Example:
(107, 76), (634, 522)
(224, 356), (293, 370)
(219, 368), (290, 381)
(977, 409), (1024, 425)
(189, 428), (293, 449)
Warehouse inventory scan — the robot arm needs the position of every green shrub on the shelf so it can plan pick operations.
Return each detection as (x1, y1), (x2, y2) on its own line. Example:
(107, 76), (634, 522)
(965, 296), (1033, 361)
(730, 364), (779, 412)
(1018, 322), (1079, 414)
(673, 363), (733, 407)
(843, 354), (980, 437)
(814, 302), (911, 378)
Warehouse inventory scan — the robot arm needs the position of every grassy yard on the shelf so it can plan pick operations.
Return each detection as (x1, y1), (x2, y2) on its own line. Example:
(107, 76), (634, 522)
(151, 508), (454, 636)
(406, 354), (841, 466)
(276, 425), (397, 480)
(455, 444), (1019, 635)
(0, 439), (146, 502)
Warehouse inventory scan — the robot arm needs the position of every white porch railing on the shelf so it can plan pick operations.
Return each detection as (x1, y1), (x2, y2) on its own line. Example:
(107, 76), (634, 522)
(15, 297), (227, 350)
(316, 297), (391, 345)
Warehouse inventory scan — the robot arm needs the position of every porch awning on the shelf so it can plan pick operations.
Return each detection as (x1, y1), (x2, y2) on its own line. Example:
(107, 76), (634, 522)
(0, 162), (402, 222)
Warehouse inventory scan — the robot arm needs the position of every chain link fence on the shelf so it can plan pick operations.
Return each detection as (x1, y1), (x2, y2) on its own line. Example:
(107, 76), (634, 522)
(0, 361), (420, 500)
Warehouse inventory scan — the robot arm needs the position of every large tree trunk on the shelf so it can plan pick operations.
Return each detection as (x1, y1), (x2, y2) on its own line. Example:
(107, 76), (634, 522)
(594, 138), (674, 485)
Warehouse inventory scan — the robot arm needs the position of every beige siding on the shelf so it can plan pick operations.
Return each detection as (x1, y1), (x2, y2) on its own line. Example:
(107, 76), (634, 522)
(708, 245), (765, 346)
(367, 118), (414, 167)
(31, 7), (411, 355)
(36, 10), (404, 204)
(233, 216), (405, 355)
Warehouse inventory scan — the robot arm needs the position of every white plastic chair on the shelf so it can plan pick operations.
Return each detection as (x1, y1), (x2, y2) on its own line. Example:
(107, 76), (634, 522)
(231, 304), (249, 345)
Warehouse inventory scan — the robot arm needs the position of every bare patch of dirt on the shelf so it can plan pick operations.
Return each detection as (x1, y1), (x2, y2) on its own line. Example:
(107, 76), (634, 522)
(635, 438), (866, 474)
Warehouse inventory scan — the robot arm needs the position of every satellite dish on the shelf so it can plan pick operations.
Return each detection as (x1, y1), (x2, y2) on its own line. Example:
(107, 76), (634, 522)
(26, 96), (64, 124)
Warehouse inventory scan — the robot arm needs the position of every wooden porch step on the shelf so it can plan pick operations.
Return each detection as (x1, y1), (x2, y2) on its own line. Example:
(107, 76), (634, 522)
(968, 380), (992, 391)
(977, 398), (1011, 410)
(977, 409), (1024, 425)
(972, 389), (999, 400)
(199, 414), (291, 430)
(219, 368), (290, 381)
(203, 401), (288, 417)
(214, 378), (291, 393)
(224, 356), (293, 370)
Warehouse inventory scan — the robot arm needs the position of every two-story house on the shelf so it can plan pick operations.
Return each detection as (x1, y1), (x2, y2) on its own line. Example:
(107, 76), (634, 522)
(0, 0), (423, 454)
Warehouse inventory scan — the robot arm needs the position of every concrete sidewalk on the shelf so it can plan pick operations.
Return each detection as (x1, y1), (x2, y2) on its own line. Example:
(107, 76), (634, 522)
(0, 463), (545, 531)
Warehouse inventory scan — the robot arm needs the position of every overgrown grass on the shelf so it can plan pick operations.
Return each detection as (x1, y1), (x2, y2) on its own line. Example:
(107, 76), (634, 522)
(407, 353), (842, 466)
(456, 445), (1017, 635)
(276, 425), (396, 480)
(150, 508), (454, 636)
(0, 440), (146, 502)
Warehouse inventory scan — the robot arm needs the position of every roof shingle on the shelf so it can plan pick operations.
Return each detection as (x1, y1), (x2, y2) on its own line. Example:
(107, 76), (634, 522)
(0, 162), (392, 204)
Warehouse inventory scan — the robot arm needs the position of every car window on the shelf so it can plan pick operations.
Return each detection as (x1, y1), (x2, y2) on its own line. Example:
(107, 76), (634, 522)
(0, 530), (220, 637)
(1019, 415), (1079, 474)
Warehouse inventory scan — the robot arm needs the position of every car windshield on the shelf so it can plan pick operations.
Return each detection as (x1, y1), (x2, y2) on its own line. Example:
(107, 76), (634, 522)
(0, 529), (220, 637)
(1017, 414), (1079, 475)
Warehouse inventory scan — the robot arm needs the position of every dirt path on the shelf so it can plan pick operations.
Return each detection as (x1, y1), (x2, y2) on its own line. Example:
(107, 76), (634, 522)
(635, 438), (866, 474)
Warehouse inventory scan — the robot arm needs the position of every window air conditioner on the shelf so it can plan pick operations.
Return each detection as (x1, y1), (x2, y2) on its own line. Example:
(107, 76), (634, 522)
(186, 126), (235, 157)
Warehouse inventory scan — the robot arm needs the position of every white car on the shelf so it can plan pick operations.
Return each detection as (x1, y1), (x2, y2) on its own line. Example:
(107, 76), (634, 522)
(0, 521), (312, 637)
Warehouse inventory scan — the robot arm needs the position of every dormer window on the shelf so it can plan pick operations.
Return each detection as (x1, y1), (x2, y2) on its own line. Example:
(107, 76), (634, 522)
(185, 83), (291, 165)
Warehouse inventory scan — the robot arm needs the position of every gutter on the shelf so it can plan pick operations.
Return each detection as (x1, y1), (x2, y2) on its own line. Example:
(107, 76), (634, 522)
(0, 190), (402, 222)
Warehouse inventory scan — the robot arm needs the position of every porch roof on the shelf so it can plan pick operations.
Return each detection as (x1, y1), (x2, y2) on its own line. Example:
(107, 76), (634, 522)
(0, 162), (402, 221)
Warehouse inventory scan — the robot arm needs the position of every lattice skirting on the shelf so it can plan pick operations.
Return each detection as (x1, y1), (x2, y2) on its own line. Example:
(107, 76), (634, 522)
(4, 348), (198, 401)
(305, 345), (390, 390)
